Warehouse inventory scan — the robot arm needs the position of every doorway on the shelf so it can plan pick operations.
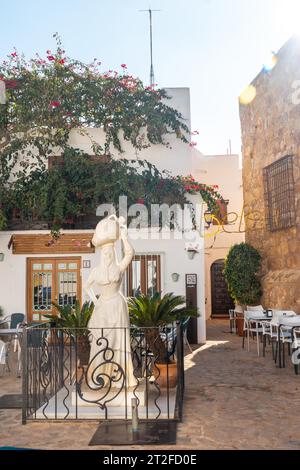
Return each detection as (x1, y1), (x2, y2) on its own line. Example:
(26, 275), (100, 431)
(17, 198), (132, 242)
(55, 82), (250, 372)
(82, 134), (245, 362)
(211, 259), (234, 318)
(26, 257), (82, 322)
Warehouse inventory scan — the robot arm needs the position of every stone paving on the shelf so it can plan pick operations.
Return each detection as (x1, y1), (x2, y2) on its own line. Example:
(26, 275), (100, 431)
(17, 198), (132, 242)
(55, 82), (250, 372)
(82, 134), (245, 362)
(1, 320), (300, 450)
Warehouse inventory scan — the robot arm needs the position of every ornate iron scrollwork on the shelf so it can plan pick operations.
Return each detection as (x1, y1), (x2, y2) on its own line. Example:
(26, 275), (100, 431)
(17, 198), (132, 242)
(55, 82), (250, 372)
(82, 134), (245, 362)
(76, 336), (125, 411)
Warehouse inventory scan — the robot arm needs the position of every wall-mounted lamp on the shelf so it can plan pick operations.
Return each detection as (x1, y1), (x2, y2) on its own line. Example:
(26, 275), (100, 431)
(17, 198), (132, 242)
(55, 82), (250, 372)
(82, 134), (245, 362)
(171, 273), (180, 282)
(204, 211), (213, 229)
(185, 243), (200, 260)
(0, 253), (4, 262)
(187, 250), (197, 260)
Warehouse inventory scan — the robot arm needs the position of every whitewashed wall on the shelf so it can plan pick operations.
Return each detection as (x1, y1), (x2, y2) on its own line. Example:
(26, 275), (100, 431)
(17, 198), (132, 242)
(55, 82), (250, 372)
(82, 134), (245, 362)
(68, 88), (193, 176)
(0, 224), (206, 344)
(192, 153), (245, 319)
(0, 88), (208, 343)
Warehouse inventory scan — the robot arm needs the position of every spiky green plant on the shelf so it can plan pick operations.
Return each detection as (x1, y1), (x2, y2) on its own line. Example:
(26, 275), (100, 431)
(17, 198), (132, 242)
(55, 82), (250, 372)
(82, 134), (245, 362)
(128, 293), (198, 364)
(45, 300), (94, 338)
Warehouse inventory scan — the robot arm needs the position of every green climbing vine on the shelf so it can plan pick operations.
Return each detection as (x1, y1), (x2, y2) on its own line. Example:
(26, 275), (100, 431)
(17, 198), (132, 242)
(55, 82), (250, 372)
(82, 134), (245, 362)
(0, 34), (223, 230)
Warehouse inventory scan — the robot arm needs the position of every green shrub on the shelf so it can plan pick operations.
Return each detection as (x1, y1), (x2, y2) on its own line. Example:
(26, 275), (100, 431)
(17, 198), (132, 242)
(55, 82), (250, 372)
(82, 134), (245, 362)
(223, 243), (262, 306)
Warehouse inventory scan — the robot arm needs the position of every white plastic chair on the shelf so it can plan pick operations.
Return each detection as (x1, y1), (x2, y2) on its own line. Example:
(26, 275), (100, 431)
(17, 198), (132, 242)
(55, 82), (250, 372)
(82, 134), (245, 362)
(247, 305), (264, 312)
(243, 311), (265, 356)
(270, 311), (297, 367)
(292, 327), (300, 375)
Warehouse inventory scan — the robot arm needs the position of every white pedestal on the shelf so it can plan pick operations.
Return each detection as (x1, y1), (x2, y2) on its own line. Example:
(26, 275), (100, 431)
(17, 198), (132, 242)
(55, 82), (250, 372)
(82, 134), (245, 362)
(72, 380), (146, 407)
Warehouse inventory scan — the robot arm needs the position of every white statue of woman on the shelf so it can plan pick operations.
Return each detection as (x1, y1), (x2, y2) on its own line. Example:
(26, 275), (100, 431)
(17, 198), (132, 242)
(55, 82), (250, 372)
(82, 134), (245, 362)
(84, 215), (137, 389)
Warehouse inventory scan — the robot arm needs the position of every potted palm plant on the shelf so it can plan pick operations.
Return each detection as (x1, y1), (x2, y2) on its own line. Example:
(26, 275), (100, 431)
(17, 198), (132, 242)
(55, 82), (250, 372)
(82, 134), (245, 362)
(128, 293), (198, 388)
(45, 301), (94, 365)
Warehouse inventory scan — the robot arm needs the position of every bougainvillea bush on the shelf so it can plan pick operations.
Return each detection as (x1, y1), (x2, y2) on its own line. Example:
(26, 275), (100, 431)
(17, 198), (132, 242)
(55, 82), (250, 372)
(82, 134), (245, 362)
(0, 35), (223, 230)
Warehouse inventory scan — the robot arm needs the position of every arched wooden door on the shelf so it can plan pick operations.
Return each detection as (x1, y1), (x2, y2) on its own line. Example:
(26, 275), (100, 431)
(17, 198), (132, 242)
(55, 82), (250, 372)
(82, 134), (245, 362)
(211, 259), (234, 318)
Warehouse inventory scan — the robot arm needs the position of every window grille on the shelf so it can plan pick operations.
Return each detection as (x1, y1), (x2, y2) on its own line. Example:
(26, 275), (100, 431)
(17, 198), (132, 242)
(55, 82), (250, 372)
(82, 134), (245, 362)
(263, 155), (295, 231)
(126, 254), (161, 297)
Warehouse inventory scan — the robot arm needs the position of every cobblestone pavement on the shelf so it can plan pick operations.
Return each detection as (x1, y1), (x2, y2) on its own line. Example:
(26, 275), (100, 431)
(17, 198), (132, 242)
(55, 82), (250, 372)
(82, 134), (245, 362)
(1, 320), (300, 450)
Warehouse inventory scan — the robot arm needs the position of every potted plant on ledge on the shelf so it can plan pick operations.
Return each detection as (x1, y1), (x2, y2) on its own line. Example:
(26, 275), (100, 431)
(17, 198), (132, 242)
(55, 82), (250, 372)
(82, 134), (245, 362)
(128, 292), (198, 388)
(45, 301), (94, 365)
(223, 243), (262, 336)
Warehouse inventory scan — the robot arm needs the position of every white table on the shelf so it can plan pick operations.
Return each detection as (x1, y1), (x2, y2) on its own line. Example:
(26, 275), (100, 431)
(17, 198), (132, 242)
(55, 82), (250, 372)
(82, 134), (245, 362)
(0, 328), (23, 335)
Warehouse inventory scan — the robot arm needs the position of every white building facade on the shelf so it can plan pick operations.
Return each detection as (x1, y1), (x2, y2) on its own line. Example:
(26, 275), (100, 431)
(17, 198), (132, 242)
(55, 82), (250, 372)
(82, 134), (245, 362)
(193, 153), (244, 319)
(0, 88), (207, 343)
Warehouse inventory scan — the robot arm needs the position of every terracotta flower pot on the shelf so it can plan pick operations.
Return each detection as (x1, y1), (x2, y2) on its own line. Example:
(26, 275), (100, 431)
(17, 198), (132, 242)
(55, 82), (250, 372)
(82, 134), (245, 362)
(236, 317), (244, 337)
(153, 361), (178, 388)
(76, 336), (90, 366)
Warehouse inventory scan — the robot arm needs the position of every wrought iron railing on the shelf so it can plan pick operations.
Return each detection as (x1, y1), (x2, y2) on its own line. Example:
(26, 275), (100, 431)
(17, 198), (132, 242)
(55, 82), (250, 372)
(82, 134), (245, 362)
(22, 322), (185, 424)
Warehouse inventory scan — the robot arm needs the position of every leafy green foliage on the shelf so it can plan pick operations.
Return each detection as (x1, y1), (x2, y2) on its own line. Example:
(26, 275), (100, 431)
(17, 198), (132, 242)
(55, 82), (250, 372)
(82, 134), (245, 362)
(1, 148), (222, 230)
(223, 243), (262, 306)
(128, 292), (198, 327)
(44, 300), (94, 337)
(0, 36), (223, 230)
(128, 292), (198, 364)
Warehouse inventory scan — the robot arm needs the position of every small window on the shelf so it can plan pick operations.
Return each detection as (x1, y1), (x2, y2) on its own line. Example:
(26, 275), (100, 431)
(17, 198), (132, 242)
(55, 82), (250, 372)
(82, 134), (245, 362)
(263, 155), (296, 232)
(127, 255), (161, 297)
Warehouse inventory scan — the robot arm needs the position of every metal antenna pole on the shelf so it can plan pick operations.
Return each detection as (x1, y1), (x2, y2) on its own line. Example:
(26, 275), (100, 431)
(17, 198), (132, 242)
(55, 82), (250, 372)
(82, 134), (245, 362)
(139, 8), (161, 86)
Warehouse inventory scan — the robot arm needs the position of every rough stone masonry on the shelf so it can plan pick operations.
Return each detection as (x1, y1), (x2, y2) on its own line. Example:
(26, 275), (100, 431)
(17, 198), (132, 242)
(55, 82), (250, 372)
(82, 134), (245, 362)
(239, 36), (300, 311)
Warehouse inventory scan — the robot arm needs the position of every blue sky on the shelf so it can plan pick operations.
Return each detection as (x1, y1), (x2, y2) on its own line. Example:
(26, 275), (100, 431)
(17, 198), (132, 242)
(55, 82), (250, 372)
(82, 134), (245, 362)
(1, 0), (300, 155)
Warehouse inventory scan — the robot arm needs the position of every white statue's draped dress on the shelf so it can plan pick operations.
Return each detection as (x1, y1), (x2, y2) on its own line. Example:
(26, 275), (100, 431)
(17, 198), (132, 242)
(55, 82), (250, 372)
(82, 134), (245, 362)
(85, 234), (137, 389)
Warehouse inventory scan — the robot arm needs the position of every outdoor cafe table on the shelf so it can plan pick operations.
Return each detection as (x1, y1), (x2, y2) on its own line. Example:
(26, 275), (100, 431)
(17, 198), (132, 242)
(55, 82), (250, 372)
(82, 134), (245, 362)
(0, 328), (23, 376)
(277, 316), (300, 368)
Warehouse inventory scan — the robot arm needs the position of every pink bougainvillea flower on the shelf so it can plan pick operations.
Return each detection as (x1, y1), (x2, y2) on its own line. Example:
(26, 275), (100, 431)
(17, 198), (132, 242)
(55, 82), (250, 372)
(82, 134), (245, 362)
(47, 55), (56, 61)
(121, 63), (127, 69)
(58, 58), (65, 65)
(5, 79), (18, 89)
(11, 52), (17, 58)
(50, 101), (61, 107)
(192, 130), (199, 136)
(189, 141), (197, 148)
(46, 50), (51, 54)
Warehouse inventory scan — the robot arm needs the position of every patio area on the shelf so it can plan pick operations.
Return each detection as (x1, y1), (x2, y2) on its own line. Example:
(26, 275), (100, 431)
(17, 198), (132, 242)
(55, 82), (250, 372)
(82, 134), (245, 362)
(1, 319), (300, 450)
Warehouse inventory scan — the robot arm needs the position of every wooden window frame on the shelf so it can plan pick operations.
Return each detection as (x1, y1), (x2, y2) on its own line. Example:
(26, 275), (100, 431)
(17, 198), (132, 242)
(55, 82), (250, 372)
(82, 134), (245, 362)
(26, 257), (82, 322)
(127, 254), (161, 297)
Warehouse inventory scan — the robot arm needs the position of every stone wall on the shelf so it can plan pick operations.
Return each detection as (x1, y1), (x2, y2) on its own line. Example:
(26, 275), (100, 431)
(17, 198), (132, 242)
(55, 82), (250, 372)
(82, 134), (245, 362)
(240, 37), (300, 312)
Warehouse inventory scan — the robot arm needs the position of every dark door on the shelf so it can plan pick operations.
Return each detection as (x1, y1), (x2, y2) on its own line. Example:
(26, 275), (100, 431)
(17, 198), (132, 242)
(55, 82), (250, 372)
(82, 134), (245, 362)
(211, 260), (234, 318)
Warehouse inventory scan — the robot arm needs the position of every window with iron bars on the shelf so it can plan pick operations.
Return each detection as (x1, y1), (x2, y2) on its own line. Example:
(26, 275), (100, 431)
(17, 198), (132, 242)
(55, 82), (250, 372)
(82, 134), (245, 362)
(263, 155), (296, 232)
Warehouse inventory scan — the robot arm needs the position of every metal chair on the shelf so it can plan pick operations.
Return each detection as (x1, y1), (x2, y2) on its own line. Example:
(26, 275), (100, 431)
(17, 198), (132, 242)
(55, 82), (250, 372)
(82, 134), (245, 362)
(0, 313), (25, 330)
(0, 313), (25, 376)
